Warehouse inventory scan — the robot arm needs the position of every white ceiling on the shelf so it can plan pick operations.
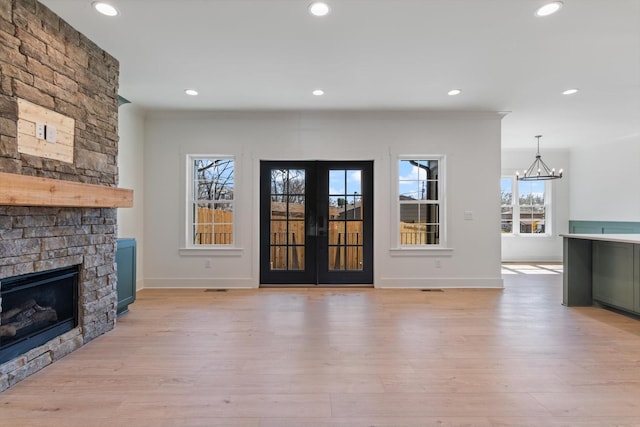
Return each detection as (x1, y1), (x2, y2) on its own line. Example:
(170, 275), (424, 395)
(40, 0), (640, 149)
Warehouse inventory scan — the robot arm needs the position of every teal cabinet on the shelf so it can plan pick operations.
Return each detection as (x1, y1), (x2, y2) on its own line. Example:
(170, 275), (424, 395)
(592, 241), (635, 311)
(116, 238), (136, 315)
(635, 246), (640, 313)
(592, 241), (639, 314)
(564, 235), (640, 317)
(563, 237), (593, 306)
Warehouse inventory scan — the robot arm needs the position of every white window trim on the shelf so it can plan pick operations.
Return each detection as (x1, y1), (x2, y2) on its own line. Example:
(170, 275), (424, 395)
(184, 154), (237, 249)
(392, 154), (448, 250)
(501, 176), (552, 237)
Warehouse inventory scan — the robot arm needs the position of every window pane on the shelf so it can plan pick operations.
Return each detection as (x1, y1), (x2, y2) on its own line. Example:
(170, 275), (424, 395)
(287, 196), (305, 219)
(501, 206), (513, 234)
(194, 159), (234, 201)
(328, 246), (344, 271)
(270, 246), (287, 270)
(346, 246), (363, 271)
(400, 226), (425, 245)
(288, 246), (304, 270)
(346, 221), (363, 243)
(286, 169), (305, 195)
(400, 203), (440, 245)
(287, 221), (305, 245)
(329, 170), (345, 195)
(399, 180), (420, 200)
(500, 178), (513, 205)
(518, 180), (545, 205)
(399, 160), (438, 201)
(346, 196), (362, 219)
(329, 221), (346, 245)
(521, 207), (546, 234)
(213, 224), (233, 244)
(346, 170), (362, 195)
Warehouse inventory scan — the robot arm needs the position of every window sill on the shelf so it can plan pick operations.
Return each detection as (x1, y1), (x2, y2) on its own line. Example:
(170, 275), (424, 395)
(389, 247), (454, 257)
(179, 247), (244, 257)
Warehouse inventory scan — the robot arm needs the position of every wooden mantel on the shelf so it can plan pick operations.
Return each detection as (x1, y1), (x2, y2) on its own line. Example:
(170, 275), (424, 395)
(0, 172), (133, 208)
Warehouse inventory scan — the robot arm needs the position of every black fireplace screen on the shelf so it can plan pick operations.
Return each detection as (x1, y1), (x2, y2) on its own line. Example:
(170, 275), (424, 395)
(0, 266), (78, 364)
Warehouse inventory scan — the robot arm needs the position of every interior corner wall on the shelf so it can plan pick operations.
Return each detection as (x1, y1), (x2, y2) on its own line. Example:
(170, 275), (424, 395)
(142, 111), (503, 289)
(501, 149), (570, 262)
(569, 138), (640, 221)
(117, 104), (145, 289)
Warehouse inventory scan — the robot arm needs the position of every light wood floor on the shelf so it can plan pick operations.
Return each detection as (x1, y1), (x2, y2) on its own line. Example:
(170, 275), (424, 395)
(2, 265), (640, 426)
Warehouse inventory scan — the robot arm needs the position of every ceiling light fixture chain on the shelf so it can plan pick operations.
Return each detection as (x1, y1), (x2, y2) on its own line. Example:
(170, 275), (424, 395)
(516, 135), (563, 181)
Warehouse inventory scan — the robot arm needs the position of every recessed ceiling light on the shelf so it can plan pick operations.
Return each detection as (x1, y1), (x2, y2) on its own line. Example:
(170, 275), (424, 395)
(185, 89), (198, 96)
(535, 1), (563, 17)
(309, 2), (330, 17)
(562, 88), (579, 95)
(312, 89), (325, 96)
(448, 89), (461, 96)
(92, 2), (118, 17)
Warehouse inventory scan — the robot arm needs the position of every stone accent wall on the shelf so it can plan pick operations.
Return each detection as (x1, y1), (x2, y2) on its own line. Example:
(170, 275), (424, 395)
(0, 0), (120, 392)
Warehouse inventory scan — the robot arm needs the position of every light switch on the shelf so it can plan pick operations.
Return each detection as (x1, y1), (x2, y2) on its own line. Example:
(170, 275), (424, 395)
(45, 125), (56, 143)
(35, 123), (45, 140)
(464, 211), (473, 220)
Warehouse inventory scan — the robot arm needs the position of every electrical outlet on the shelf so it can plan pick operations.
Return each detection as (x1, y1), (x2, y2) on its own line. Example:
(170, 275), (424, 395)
(435, 259), (442, 268)
(35, 123), (45, 140)
(205, 260), (212, 269)
(464, 211), (473, 221)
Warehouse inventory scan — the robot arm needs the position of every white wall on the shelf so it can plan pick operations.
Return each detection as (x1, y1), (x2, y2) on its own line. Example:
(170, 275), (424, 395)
(143, 111), (503, 289)
(117, 103), (145, 289)
(501, 149), (570, 262)
(570, 137), (640, 221)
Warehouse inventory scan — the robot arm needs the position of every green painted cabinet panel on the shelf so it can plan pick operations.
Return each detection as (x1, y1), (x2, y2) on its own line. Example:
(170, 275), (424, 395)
(635, 246), (640, 313)
(563, 237), (593, 306)
(569, 220), (640, 234)
(116, 238), (136, 315)
(592, 241), (635, 311)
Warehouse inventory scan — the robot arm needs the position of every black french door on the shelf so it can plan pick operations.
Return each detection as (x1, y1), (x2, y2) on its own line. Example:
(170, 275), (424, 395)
(260, 161), (373, 285)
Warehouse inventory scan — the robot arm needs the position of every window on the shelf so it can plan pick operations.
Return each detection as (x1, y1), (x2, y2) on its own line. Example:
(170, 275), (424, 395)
(501, 177), (549, 235)
(500, 177), (514, 233)
(188, 156), (234, 246)
(398, 158), (443, 246)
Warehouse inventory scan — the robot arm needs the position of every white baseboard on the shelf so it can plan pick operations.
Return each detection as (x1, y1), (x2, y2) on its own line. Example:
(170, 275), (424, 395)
(141, 277), (503, 289)
(143, 277), (256, 289)
(375, 277), (504, 289)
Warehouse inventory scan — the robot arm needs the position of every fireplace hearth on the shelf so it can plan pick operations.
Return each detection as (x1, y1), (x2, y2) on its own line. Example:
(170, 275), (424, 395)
(0, 266), (78, 365)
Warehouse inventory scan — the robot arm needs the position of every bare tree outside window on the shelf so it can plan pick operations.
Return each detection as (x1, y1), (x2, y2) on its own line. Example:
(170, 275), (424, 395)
(190, 157), (234, 245)
(270, 169), (305, 203)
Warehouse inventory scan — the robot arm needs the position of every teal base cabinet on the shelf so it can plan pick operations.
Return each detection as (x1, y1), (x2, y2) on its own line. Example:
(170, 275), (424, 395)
(563, 237), (593, 306)
(592, 241), (637, 312)
(563, 235), (640, 317)
(116, 238), (137, 315)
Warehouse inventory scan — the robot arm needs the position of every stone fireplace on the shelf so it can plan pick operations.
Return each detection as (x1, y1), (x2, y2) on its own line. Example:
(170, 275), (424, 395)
(0, 0), (126, 391)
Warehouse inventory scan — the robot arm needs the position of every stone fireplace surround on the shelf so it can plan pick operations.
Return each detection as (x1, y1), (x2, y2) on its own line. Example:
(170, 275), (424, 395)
(0, 0), (123, 391)
(0, 206), (118, 392)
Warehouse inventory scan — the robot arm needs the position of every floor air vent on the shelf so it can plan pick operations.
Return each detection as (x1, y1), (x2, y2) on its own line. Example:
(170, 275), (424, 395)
(421, 289), (443, 292)
(205, 289), (228, 292)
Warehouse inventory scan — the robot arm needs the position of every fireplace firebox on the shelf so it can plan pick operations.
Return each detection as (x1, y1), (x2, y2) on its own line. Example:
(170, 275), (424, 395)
(0, 266), (79, 364)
